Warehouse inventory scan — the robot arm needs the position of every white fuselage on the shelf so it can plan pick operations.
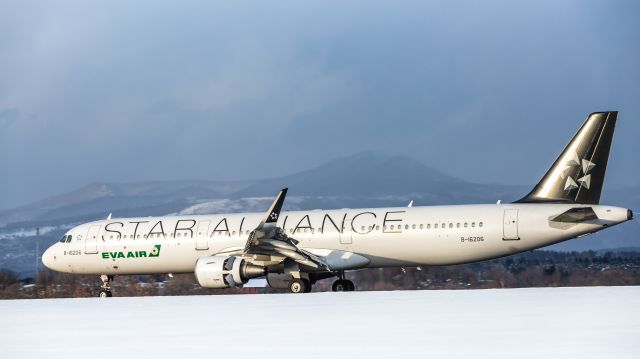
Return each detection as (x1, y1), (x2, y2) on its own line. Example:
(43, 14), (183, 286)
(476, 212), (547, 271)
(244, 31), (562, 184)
(42, 203), (630, 275)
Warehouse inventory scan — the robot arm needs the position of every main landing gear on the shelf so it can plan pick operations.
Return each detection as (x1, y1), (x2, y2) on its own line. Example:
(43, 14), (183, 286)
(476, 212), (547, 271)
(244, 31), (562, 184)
(331, 272), (355, 292)
(289, 278), (312, 293)
(332, 279), (355, 292)
(286, 271), (356, 293)
(99, 274), (113, 298)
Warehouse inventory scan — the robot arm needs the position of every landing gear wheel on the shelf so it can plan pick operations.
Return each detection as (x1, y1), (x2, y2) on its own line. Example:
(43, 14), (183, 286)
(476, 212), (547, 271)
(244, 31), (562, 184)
(99, 274), (113, 298)
(344, 280), (355, 292)
(289, 279), (310, 293)
(332, 279), (355, 292)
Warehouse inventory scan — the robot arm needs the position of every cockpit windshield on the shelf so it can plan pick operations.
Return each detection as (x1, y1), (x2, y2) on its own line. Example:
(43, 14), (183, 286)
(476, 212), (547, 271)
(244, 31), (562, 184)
(59, 235), (73, 243)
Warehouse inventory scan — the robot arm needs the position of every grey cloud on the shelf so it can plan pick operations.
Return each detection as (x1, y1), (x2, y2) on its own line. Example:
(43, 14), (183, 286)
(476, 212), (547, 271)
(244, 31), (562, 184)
(0, 1), (639, 209)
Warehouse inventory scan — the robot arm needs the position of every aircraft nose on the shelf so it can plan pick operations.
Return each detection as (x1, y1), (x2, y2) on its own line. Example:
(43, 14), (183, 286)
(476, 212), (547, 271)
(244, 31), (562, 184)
(42, 246), (56, 270)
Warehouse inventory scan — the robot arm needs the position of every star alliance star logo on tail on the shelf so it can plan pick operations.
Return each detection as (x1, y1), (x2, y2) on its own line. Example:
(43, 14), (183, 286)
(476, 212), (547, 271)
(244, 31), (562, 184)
(270, 212), (279, 220)
(562, 150), (595, 191)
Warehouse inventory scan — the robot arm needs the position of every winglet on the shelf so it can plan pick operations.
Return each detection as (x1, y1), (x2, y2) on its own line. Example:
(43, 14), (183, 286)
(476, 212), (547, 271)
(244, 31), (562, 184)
(258, 188), (288, 228)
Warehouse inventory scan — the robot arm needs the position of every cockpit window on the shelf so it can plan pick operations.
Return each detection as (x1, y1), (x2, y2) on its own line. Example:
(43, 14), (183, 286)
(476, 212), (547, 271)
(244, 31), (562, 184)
(59, 235), (67, 243)
(65, 235), (72, 243)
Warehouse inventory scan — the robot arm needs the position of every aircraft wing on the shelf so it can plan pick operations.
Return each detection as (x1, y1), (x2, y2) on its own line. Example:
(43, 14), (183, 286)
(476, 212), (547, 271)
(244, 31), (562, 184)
(217, 188), (331, 271)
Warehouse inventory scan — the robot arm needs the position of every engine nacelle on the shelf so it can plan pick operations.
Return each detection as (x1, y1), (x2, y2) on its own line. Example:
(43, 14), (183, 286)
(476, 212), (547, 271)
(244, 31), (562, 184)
(195, 256), (265, 289)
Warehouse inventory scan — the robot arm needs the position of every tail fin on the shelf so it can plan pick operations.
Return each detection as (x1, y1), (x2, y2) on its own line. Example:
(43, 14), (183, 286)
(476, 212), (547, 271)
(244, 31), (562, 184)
(517, 111), (618, 204)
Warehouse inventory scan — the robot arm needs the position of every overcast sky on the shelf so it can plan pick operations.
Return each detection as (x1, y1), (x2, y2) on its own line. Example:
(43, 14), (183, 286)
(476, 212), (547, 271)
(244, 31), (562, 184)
(1, 1), (639, 209)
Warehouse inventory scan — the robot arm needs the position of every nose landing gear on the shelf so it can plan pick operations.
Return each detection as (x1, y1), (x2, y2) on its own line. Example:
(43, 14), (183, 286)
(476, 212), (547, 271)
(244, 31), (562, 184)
(99, 275), (113, 298)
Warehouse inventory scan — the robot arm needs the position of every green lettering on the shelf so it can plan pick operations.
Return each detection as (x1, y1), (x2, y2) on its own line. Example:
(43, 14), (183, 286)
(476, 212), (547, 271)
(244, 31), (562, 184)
(117, 252), (125, 258)
(149, 244), (161, 258)
(139, 251), (147, 258)
(101, 253), (108, 259)
(127, 252), (135, 258)
(110, 252), (118, 259)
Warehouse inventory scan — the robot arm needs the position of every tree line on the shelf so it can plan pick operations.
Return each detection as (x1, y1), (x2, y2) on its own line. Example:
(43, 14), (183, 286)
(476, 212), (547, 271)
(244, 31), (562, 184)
(1, 249), (640, 299)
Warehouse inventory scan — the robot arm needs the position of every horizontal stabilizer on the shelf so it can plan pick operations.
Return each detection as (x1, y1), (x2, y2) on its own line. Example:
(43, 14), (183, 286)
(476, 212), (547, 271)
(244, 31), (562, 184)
(551, 207), (598, 223)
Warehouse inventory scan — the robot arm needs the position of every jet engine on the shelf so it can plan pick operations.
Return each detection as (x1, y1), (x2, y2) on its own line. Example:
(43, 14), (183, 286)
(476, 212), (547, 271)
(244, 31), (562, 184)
(195, 256), (265, 289)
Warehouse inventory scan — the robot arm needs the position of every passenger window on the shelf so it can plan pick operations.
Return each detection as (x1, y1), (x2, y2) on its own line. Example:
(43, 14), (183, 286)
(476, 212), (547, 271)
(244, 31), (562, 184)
(427, 224), (431, 229)
(405, 225), (409, 230)
(464, 223), (468, 228)
(479, 222), (483, 227)
(456, 223), (460, 228)
(472, 222), (476, 227)
(434, 224), (438, 229)
(419, 224), (423, 229)
(376, 225), (380, 231)
(136, 234), (140, 239)
(449, 223), (453, 228)
(442, 223), (446, 229)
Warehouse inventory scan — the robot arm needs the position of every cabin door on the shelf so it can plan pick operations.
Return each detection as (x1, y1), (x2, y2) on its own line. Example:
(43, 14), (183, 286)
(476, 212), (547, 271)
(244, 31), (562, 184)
(195, 221), (210, 250)
(503, 209), (520, 240)
(84, 225), (101, 254)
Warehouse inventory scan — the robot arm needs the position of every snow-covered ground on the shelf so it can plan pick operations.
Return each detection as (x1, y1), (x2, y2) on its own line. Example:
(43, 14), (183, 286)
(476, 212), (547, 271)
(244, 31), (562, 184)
(1, 287), (639, 359)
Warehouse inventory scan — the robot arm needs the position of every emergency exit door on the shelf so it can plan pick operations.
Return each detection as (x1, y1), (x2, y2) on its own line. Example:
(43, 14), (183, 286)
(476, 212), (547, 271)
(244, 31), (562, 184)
(503, 209), (519, 240)
(84, 225), (101, 254)
(340, 218), (353, 244)
(195, 221), (210, 250)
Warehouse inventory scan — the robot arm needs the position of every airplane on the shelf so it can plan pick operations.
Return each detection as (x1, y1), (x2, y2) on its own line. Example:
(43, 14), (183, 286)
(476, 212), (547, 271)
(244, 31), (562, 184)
(42, 111), (633, 296)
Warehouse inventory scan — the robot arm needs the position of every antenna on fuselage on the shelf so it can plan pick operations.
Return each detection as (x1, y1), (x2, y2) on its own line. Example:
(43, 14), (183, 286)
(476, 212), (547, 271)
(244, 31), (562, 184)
(107, 213), (112, 220)
(407, 201), (413, 208)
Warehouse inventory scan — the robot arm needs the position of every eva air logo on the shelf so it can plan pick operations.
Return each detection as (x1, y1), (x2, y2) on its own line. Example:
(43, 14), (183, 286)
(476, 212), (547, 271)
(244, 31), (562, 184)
(101, 245), (161, 259)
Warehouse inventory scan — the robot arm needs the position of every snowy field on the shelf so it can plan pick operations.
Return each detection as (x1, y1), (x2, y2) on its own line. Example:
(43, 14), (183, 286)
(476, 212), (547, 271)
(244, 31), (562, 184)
(1, 287), (639, 359)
